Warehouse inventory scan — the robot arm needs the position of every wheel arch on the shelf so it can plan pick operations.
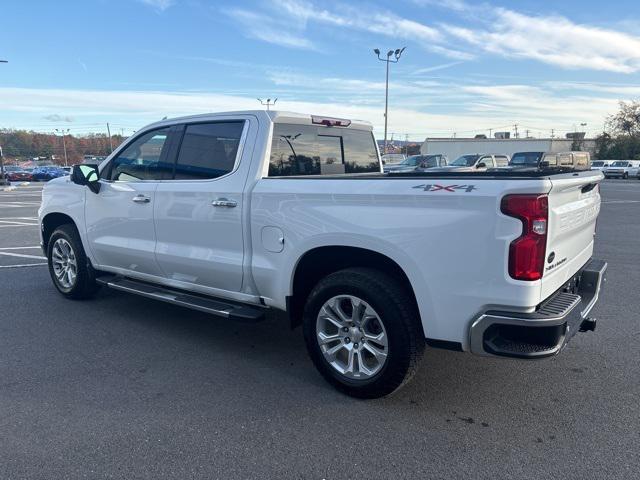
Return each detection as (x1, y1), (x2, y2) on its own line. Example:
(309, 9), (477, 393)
(288, 245), (423, 334)
(41, 212), (77, 251)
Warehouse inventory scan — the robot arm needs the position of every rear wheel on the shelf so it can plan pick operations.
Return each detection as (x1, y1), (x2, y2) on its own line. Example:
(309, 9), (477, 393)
(47, 224), (100, 299)
(302, 268), (424, 399)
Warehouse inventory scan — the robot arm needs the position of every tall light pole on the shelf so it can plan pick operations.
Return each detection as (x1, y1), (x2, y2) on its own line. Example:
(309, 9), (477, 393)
(258, 98), (277, 111)
(374, 47), (405, 154)
(55, 128), (70, 166)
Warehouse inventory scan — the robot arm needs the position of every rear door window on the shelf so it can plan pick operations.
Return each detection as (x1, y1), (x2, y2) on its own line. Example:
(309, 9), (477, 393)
(269, 124), (379, 176)
(173, 122), (245, 180)
(495, 156), (509, 167)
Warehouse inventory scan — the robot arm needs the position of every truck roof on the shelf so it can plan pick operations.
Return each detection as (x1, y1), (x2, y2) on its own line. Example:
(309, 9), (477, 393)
(143, 110), (373, 131)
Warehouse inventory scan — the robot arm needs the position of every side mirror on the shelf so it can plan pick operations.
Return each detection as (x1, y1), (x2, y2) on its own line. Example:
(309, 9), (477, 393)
(71, 164), (101, 194)
(540, 160), (550, 168)
(477, 162), (487, 168)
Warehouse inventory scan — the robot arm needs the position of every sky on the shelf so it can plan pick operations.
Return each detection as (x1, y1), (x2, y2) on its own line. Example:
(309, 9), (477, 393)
(1, 0), (640, 140)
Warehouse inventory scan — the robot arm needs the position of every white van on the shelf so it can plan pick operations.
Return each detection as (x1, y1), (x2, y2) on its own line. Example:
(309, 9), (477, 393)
(590, 160), (613, 172)
(603, 160), (640, 179)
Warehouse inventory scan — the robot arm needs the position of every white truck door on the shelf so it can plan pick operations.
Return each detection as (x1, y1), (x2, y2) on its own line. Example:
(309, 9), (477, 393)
(153, 119), (254, 293)
(85, 127), (174, 276)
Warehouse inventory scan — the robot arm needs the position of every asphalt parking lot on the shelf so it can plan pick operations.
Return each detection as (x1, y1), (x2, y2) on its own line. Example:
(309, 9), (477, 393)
(0, 180), (638, 479)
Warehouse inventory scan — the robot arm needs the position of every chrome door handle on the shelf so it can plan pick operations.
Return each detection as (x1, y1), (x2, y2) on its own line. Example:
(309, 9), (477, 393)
(211, 198), (237, 208)
(132, 194), (151, 203)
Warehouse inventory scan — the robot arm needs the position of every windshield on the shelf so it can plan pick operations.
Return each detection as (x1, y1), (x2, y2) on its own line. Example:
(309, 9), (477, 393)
(591, 161), (604, 167)
(510, 152), (543, 165)
(450, 154), (479, 167)
(611, 161), (629, 167)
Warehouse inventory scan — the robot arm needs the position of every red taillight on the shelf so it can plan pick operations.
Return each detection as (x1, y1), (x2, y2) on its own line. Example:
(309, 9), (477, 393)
(501, 194), (548, 281)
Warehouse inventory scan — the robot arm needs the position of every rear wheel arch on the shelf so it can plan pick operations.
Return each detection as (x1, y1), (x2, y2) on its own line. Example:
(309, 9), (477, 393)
(289, 246), (422, 332)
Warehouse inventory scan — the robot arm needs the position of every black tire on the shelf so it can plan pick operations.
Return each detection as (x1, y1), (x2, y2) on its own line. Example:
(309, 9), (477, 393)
(302, 268), (425, 399)
(623, 172), (629, 179)
(47, 224), (100, 299)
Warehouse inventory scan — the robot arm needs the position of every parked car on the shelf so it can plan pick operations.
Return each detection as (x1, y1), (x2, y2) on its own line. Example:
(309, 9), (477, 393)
(39, 110), (606, 398)
(590, 160), (613, 172)
(383, 154), (447, 173)
(4, 166), (33, 182)
(430, 153), (510, 172)
(32, 166), (69, 181)
(504, 151), (590, 172)
(602, 160), (640, 179)
(381, 153), (406, 165)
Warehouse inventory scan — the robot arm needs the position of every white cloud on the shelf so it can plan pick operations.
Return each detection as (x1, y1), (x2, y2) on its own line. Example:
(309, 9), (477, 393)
(442, 8), (640, 73)
(225, 0), (472, 60)
(0, 85), (624, 139)
(139, 0), (174, 11)
(223, 9), (317, 50)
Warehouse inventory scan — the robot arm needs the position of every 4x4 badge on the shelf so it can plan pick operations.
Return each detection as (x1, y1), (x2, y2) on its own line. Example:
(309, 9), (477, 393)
(412, 184), (477, 192)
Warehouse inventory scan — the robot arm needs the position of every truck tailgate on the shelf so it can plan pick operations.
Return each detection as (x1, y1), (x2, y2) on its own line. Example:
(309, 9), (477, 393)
(541, 171), (602, 300)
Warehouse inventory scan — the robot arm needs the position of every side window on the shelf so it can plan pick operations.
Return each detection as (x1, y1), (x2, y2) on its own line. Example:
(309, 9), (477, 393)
(479, 156), (494, 167)
(495, 156), (509, 167)
(269, 124), (318, 176)
(558, 153), (573, 166)
(107, 128), (171, 181)
(174, 122), (245, 180)
(268, 124), (379, 176)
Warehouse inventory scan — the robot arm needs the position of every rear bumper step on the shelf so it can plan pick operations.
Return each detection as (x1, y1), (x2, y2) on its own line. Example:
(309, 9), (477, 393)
(96, 275), (265, 322)
(469, 258), (607, 359)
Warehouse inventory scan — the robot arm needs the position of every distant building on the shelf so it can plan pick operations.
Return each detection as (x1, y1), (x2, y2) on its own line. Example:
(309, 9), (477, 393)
(420, 137), (596, 159)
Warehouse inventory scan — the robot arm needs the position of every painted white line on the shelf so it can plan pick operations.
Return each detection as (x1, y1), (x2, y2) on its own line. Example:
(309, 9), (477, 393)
(601, 200), (640, 204)
(0, 252), (46, 260)
(0, 246), (41, 250)
(0, 219), (38, 226)
(0, 224), (38, 228)
(0, 263), (47, 269)
(0, 217), (38, 220)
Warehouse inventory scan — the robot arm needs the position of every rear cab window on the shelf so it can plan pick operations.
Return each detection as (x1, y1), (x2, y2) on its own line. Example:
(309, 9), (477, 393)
(268, 124), (380, 176)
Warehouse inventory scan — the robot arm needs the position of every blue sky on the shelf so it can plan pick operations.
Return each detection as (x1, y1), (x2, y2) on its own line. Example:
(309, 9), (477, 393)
(1, 0), (640, 139)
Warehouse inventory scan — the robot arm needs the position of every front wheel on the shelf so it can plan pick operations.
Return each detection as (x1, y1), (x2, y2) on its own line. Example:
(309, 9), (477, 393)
(47, 224), (100, 299)
(302, 268), (425, 399)
(623, 172), (629, 179)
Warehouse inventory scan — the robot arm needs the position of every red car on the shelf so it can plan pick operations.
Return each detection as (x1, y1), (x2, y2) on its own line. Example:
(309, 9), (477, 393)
(4, 167), (33, 182)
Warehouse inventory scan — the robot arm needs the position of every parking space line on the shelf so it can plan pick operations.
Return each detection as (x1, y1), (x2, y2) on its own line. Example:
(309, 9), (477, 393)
(0, 246), (41, 250)
(0, 252), (46, 260)
(0, 224), (38, 228)
(601, 200), (640, 204)
(0, 263), (47, 269)
(0, 220), (39, 226)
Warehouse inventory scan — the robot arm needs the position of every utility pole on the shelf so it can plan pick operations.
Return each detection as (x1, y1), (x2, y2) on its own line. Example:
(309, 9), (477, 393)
(107, 123), (113, 152)
(373, 47), (406, 154)
(404, 134), (409, 155)
(525, 129), (530, 138)
(55, 128), (70, 166)
(489, 128), (493, 139)
(551, 129), (555, 139)
(513, 124), (519, 139)
(257, 98), (277, 110)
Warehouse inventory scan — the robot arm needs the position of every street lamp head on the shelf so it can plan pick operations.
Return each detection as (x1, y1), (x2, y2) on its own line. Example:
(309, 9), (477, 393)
(373, 48), (380, 55)
(387, 50), (394, 57)
(395, 47), (406, 59)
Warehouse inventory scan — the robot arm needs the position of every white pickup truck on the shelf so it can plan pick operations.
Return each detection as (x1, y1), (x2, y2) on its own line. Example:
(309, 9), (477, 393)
(39, 111), (607, 398)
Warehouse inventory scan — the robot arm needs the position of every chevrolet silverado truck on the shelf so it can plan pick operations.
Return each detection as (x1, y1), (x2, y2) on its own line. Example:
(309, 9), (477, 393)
(38, 111), (607, 398)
